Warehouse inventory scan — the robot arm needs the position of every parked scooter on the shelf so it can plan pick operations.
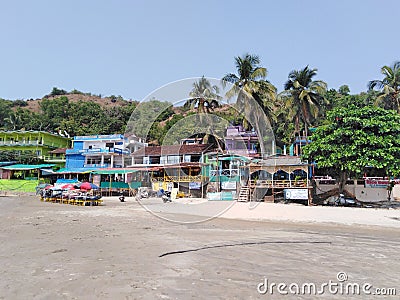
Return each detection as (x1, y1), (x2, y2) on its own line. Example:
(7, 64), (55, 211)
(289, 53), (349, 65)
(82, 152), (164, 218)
(119, 191), (125, 202)
(162, 191), (172, 203)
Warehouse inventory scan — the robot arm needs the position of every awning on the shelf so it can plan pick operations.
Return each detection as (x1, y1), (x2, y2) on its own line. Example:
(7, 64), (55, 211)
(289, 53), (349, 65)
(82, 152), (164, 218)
(0, 161), (17, 167)
(92, 167), (161, 174)
(1, 164), (55, 170)
(56, 168), (96, 174)
(92, 169), (136, 175)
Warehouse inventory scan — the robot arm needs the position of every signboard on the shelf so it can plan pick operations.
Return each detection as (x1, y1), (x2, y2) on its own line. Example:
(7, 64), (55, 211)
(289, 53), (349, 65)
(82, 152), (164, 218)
(221, 181), (237, 190)
(171, 188), (178, 200)
(365, 178), (400, 188)
(189, 182), (201, 190)
(284, 189), (308, 200)
(92, 175), (101, 187)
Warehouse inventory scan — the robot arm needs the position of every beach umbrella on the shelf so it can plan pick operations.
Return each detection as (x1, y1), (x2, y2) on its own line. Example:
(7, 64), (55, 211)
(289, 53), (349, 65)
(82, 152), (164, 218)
(89, 183), (99, 190)
(50, 186), (63, 190)
(80, 182), (93, 190)
(61, 183), (76, 190)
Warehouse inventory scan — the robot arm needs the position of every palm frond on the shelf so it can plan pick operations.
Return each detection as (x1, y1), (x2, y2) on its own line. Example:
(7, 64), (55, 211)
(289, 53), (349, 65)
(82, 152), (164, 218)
(250, 67), (267, 80)
(222, 73), (239, 85)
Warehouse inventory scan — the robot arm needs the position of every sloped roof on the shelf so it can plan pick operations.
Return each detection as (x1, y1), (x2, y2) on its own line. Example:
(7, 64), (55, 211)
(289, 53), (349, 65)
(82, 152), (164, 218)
(48, 148), (67, 154)
(249, 156), (305, 166)
(131, 144), (214, 157)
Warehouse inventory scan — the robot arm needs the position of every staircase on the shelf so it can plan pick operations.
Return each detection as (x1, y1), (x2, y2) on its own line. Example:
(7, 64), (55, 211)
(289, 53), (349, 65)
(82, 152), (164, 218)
(237, 185), (250, 202)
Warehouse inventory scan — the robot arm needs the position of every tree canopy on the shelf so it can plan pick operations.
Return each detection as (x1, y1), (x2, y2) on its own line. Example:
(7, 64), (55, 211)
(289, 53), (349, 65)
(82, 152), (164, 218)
(302, 105), (400, 191)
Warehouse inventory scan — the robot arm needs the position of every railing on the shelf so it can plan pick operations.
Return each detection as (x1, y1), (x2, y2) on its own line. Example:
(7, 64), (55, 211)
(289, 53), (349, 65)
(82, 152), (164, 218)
(84, 163), (109, 168)
(66, 148), (129, 155)
(151, 175), (203, 182)
(225, 149), (257, 155)
(42, 156), (66, 162)
(0, 141), (40, 146)
(80, 148), (129, 155)
(249, 179), (309, 188)
(209, 169), (239, 177)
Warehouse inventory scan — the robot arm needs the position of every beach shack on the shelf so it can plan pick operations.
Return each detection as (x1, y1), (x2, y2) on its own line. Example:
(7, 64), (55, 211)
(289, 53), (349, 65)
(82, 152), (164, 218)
(205, 153), (249, 200)
(238, 155), (311, 204)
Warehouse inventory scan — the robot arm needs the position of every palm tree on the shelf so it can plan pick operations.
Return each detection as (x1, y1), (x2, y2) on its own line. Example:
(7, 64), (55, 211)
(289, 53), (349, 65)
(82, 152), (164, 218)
(368, 61), (400, 113)
(185, 77), (224, 150)
(280, 66), (327, 140)
(186, 76), (221, 114)
(222, 53), (276, 119)
(222, 54), (277, 157)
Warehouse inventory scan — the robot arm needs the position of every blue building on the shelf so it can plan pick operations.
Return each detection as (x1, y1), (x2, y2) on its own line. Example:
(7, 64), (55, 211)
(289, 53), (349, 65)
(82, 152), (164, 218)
(65, 134), (131, 170)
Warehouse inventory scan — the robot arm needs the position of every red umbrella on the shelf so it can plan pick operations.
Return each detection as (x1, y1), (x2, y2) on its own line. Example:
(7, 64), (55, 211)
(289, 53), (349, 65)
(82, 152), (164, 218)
(61, 184), (76, 190)
(80, 182), (93, 190)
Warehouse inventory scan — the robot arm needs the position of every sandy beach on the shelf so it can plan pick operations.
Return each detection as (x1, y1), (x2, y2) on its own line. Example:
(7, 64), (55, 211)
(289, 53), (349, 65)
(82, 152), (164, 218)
(0, 195), (399, 299)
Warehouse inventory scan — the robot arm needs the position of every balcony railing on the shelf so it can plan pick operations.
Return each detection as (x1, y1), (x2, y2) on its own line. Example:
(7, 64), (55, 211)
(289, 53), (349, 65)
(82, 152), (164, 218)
(0, 141), (40, 146)
(225, 149), (258, 155)
(151, 175), (203, 182)
(65, 148), (130, 155)
(209, 169), (239, 177)
(249, 179), (309, 188)
(42, 156), (66, 162)
(83, 163), (109, 168)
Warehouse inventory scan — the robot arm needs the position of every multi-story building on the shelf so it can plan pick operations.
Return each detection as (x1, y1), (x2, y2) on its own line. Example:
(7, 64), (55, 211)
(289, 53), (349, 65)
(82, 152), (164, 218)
(224, 125), (259, 157)
(129, 143), (215, 196)
(0, 130), (71, 167)
(65, 134), (134, 169)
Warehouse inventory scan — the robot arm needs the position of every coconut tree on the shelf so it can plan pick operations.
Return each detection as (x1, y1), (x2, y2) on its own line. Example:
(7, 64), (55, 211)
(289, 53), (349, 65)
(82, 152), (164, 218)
(368, 61), (400, 113)
(185, 76), (224, 150)
(222, 53), (276, 122)
(186, 76), (221, 114)
(222, 54), (277, 157)
(280, 66), (327, 140)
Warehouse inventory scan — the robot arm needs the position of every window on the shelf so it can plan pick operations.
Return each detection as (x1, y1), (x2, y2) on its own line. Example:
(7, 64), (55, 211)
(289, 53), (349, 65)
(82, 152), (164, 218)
(168, 155), (180, 164)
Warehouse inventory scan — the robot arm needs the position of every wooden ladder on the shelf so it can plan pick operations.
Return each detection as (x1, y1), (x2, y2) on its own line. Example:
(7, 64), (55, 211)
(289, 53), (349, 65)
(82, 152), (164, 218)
(237, 185), (250, 202)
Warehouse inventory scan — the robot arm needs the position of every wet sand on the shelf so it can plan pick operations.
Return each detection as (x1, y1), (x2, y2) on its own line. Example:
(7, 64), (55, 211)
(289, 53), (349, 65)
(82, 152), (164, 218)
(0, 195), (399, 299)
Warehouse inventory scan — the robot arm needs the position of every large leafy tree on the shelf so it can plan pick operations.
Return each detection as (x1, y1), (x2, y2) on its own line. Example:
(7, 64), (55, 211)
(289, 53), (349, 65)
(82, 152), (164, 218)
(127, 100), (173, 143)
(368, 61), (400, 113)
(280, 66), (327, 139)
(0, 99), (12, 128)
(39, 96), (70, 131)
(4, 110), (22, 130)
(303, 105), (400, 193)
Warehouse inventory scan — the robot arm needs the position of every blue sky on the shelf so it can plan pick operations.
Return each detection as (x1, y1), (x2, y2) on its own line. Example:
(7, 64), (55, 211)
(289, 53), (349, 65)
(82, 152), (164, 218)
(1, 0), (399, 101)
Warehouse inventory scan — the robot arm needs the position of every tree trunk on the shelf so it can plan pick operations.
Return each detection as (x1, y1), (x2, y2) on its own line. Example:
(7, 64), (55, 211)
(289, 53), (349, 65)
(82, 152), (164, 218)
(304, 122), (309, 144)
(338, 171), (347, 194)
